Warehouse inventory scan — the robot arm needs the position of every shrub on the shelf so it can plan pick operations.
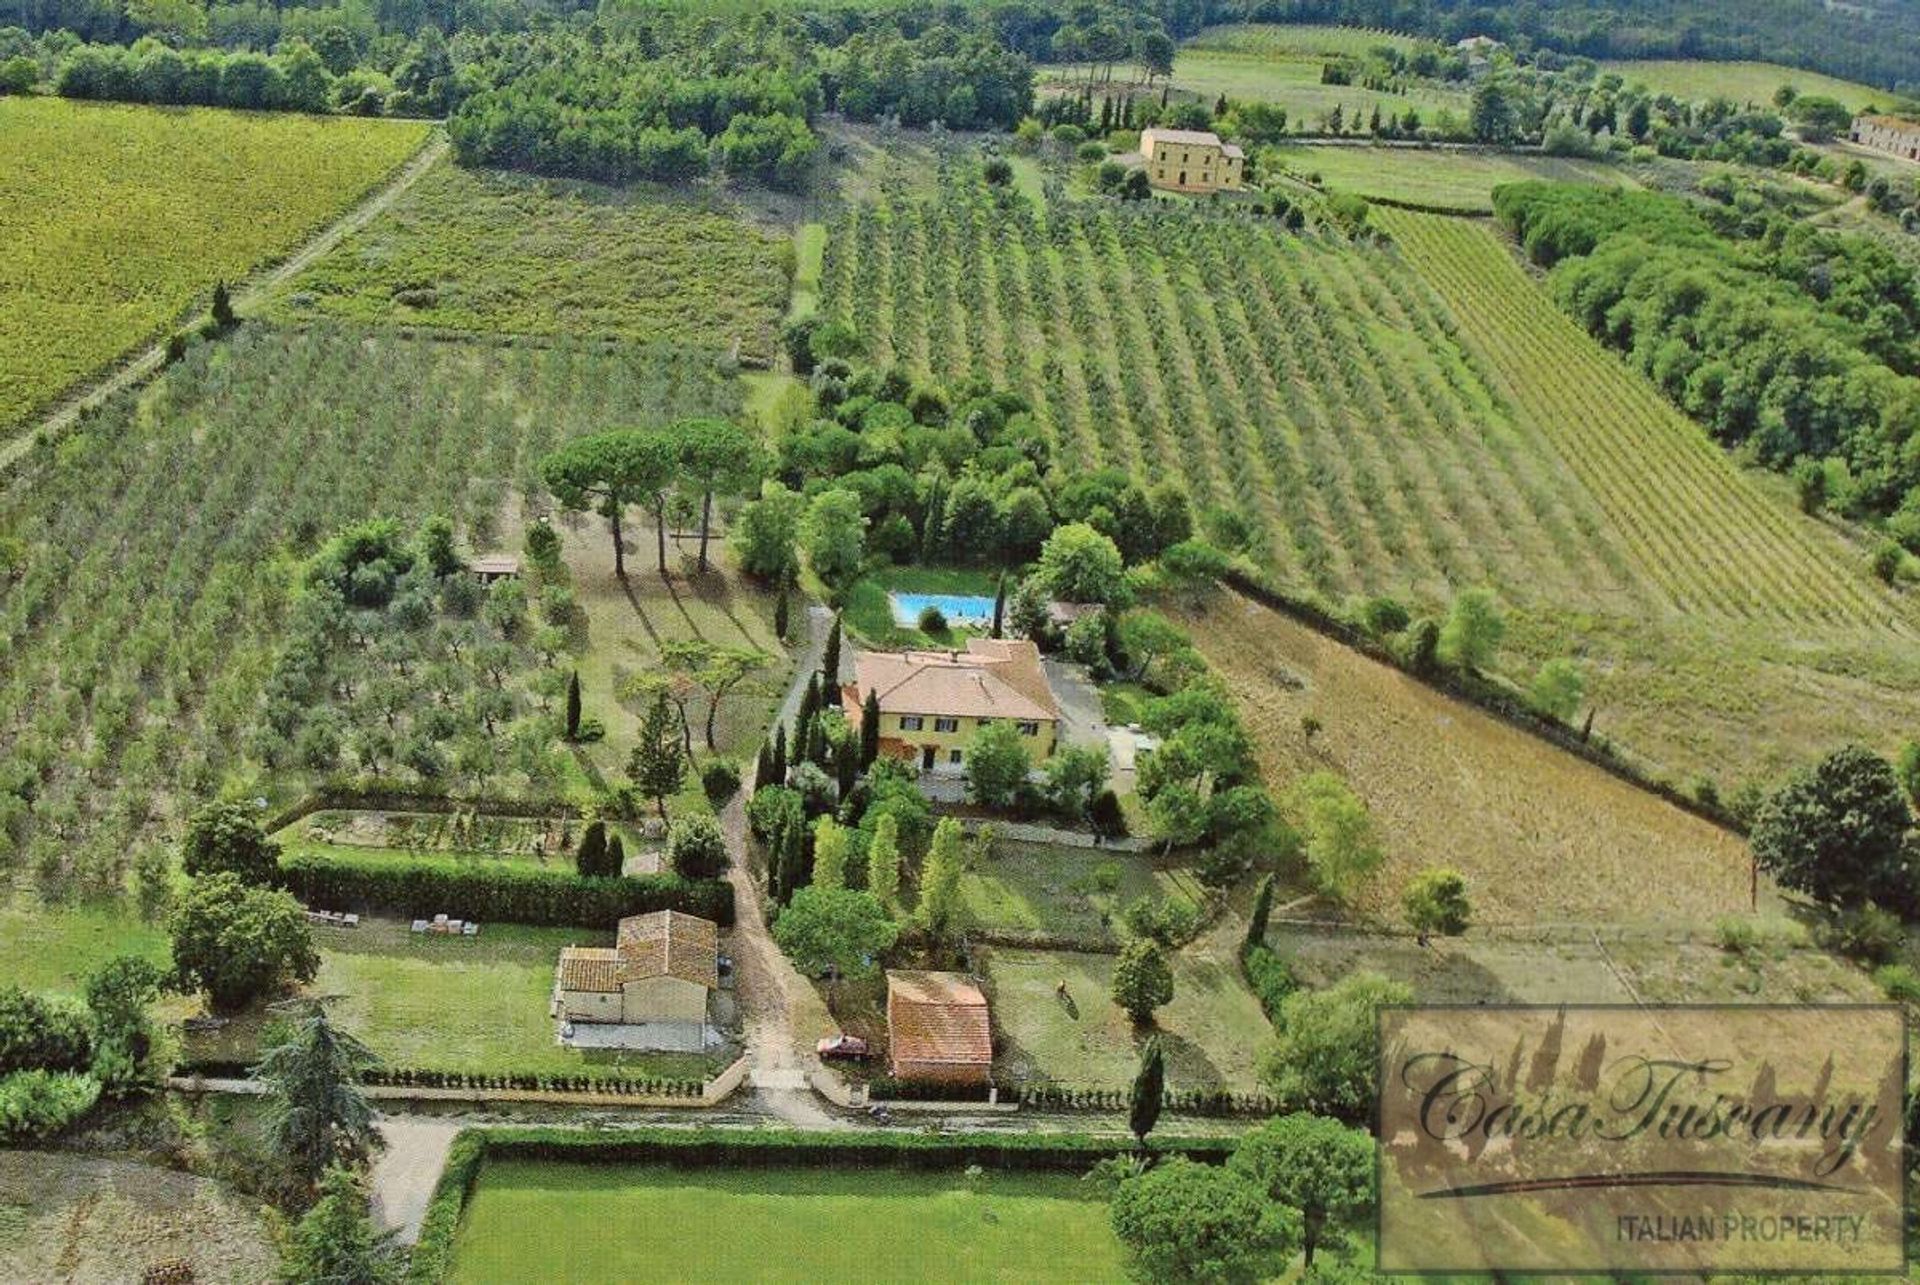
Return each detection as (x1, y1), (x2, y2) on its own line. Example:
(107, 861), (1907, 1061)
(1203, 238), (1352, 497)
(1874, 963), (1920, 1004)
(0, 987), (93, 1076)
(1088, 861), (1122, 894)
(1822, 902), (1903, 965)
(1402, 867), (1470, 935)
(276, 853), (734, 927)
(1714, 915), (1761, 955)
(669, 815), (728, 880)
(1121, 895), (1201, 947)
(701, 759), (742, 805)
(1359, 595), (1409, 636)
(1871, 540), (1904, 584)
(917, 604), (947, 633)
(1242, 945), (1296, 1023)
(0, 1070), (101, 1144)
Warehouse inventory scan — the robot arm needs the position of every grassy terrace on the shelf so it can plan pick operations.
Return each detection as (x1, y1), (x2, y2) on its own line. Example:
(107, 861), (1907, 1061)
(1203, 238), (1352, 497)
(450, 1160), (1126, 1283)
(1272, 143), (1637, 212)
(1598, 58), (1888, 111)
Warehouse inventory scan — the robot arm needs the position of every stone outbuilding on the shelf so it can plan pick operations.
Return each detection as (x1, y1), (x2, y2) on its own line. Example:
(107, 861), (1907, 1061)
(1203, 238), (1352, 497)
(553, 910), (719, 1047)
(886, 970), (993, 1085)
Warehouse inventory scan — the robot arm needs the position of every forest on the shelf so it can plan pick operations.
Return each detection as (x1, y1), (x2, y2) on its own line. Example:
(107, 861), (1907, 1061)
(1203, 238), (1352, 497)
(1496, 182), (1920, 534)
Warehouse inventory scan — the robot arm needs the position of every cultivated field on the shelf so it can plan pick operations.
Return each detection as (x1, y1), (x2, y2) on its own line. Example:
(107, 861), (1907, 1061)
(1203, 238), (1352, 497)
(271, 160), (792, 363)
(0, 327), (738, 896)
(1188, 592), (1755, 926)
(1272, 143), (1637, 212)
(450, 1161), (1126, 1283)
(1184, 22), (1432, 59)
(0, 97), (429, 433)
(1599, 58), (1888, 111)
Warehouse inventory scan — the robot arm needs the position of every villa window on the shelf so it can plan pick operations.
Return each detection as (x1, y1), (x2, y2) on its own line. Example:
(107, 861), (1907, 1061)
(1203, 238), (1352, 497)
(977, 718), (995, 728)
(934, 717), (958, 733)
(1017, 721), (1040, 736)
(900, 716), (924, 731)
(949, 749), (963, 764)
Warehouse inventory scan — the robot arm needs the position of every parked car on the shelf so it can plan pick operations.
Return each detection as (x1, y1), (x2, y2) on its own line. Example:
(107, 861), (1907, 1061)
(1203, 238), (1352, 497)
(817, 1033), (870, 1060)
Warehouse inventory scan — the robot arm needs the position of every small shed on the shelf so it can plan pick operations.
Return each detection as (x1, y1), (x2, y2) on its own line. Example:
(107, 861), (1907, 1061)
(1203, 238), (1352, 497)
(554, 910), (719, 1039)
(470, 554), (521, 584)
(886, 970), (993, 1085)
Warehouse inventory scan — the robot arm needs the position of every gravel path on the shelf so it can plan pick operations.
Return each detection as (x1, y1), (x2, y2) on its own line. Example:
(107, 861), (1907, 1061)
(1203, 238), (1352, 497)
(369, 1116), (464, 1245)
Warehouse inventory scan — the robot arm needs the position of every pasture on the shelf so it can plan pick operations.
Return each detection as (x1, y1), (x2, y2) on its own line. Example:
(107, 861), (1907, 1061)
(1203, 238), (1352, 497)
(1187, 592), (1756, 926)
(270, 161), (792, 363)
(0, 97), (428, 434)
(957, 842), (1203, 949)
(0, 327), (738, 898)
(1599, 59), (1888, 111)
(449, 1160), (1127, 1284)
(1272, 143), (1636, 212)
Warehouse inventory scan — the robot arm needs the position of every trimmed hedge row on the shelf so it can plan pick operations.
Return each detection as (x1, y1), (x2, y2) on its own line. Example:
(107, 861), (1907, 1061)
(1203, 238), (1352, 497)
(275, 853), (734, 928)
(405, 1125), (1241, 1281)
(176, 1060), (709, 1096)
(1009, 1083), (1279, 1116)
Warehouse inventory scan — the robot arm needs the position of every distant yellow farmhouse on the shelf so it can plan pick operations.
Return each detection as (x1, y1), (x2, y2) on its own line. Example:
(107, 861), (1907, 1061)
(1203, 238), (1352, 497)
(845, 638), (1060, 774)
(1139, 127), (1245, 193)
(552, 910), (718, 1045)
(1851, 114), (1920, 161)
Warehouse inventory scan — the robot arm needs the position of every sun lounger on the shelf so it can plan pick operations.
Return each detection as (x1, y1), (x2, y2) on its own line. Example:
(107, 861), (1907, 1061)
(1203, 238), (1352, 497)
(411, 920), (428, 934)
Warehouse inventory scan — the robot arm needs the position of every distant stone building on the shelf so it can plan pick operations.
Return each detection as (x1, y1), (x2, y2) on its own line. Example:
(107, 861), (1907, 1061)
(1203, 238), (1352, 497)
(1851, 114), (1920, 161)
(1138, 128), (1245, 193)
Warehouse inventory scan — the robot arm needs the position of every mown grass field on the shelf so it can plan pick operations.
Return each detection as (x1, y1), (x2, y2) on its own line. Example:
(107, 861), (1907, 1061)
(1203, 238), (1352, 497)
(270, 160), (792, 363)
(1188, 593), (1755, 926)
(986, 945), (1268, 1092)
(1599, 58), (1888, 111)
(0, 326), (738, 896)
(1272, 143), (1637, 212)
(0, 97), (429, 433)
(958, 843), (1203, 948)
(180, 917), (724, 1078)
(0, 903), (168, 996)
(450, 1161), (1127, 1284)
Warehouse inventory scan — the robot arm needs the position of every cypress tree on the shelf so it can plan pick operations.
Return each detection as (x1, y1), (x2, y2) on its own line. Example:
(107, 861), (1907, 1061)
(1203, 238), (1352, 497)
(821, 613), (843, 687)
(211, 280), (236, 329)
(774, 589), (790, 641)
(798, 672), (820, 734)
(808, 712), (830, 768)
(1244, 873), (1275, 958)
(991, 574), (1007, 639)
(771, 723), (788, 784)
(606, 832), (625, 874)
(860, 689), (882, 768)
(835, 734), (860, 797)
(754, 740), (775, 793)
(575, 820), (608, 878)
(1129, 1038), (1165, 1150)
(565, 670), (582, 741)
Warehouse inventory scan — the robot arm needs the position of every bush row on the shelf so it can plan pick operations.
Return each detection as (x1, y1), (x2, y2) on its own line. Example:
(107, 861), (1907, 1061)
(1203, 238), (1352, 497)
(275, 853), (734, 928)
(866, 1076), (996, 1102)
(1009, 1083), (1279, 1116)
(408, 1126), (1236, 1282)
(176, 1059), (710, 1097)
(0, 1069), (101, 1144)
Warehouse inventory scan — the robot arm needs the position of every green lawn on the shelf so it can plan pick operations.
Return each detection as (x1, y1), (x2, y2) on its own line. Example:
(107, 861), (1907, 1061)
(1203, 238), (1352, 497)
(1184, 22), (1433, 59)
(1599, 58), (1889, 111)
(987, 946), (1269, 1093)
(450, 1160), (1127, 1284)
(1271, 143), (1637, 212)
(958, 843), (1203, 948)
(788, 222), (827, 320)
(0, 902), (169, 996)
(269, 159), (792, 363)
(183, 917), (722, 1078)
(841, 565), (1000, 648)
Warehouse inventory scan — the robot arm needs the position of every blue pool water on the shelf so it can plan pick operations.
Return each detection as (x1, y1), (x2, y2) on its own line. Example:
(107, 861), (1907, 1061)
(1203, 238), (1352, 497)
(890, 592), (996, 627)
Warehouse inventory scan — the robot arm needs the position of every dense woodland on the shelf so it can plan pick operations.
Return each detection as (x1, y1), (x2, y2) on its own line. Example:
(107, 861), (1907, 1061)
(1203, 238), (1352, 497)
(1497, 183), (1920, 540)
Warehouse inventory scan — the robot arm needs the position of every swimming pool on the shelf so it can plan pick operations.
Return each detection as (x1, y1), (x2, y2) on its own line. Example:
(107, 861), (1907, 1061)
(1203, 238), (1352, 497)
(889, 592), (996, 627)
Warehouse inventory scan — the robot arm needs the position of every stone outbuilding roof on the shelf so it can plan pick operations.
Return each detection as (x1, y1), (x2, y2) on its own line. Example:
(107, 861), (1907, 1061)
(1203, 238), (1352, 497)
(557, 910), (719, 993)
(887, 970), (993, 1069)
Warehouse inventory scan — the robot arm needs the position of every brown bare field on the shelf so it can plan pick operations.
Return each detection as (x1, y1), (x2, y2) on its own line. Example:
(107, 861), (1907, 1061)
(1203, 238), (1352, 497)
(1190, 592), (1755, 926)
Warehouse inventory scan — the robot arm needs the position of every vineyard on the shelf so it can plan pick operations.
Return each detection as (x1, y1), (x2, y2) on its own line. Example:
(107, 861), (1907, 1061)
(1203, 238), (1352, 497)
(270, 160), (792, 363)
(0, 327), (736, 899)
(1376, 208), (1889, 627)
(0, 97), (430, 434)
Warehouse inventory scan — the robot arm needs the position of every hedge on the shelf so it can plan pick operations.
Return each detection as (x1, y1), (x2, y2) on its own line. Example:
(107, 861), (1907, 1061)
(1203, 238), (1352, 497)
(275, 853), (733, 928)
(174, 1060), (709, 1097)
(406, 1125), (1242, 1280)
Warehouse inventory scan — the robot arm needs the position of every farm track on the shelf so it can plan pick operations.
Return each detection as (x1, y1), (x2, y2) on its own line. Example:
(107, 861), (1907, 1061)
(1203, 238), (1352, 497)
(0, 130), (452, 477)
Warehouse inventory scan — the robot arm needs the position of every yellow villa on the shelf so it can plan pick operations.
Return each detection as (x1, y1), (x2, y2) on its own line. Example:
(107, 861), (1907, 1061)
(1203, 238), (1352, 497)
(1139, 127), (1245, 193)
(844, 638), (1060, 774)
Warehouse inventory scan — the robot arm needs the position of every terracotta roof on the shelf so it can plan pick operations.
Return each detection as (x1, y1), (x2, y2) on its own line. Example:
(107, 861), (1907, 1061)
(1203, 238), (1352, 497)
(557, 946), (623, 993)
(1141, 127), (1225, 147)
(848, 638), (1059, 723)
(615, 910), (720, 988)
(887, 971), (993, 1068)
